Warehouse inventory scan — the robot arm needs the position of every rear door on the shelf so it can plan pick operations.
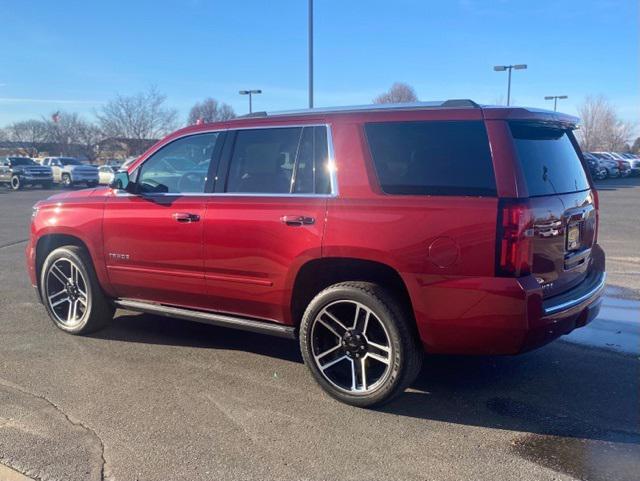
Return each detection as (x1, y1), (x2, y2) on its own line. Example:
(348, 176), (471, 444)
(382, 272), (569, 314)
(202, 125), (332, 323)
(509, 122), (596, 297)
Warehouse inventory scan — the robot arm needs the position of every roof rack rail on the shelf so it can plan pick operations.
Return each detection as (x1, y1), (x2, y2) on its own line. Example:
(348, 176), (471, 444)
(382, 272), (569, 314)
(236, 111), (268, 119)
(441, 99), (480, 108)
(229, 100), (481, 120)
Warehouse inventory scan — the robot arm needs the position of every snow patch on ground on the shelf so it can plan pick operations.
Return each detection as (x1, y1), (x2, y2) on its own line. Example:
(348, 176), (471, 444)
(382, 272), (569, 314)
(563, 291), (639, 355)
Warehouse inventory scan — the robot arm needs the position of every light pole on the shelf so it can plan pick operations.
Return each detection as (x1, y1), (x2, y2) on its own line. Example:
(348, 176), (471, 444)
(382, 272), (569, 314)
(493, 64), (527, 106)
(308, 0), (314, 108)
(239, 89), (262, 114)
(544, 95), (568, 112)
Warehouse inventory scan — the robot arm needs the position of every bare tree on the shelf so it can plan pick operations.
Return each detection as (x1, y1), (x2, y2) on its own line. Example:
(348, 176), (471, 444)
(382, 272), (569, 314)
(188, 98), (236, 124)
(96, 87), (178, 141)
(373, 82), (418, 104)
(6, 119), (48, 146)
(632, 137), (640, 154)
(576, 95), (635, 152)
(43, 112), (102, 161)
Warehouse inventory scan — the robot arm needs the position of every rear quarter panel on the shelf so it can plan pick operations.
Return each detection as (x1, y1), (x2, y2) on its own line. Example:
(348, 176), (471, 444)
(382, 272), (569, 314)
(324, 116), (520, 353)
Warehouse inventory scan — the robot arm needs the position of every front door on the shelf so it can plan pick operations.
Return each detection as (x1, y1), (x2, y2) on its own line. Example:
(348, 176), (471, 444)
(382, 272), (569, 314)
(103, 132), (222, 308)
(203, 125), (333, 323)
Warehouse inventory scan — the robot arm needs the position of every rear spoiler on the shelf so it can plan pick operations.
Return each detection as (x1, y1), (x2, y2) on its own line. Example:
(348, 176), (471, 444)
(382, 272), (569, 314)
(482, 106), (579, 129)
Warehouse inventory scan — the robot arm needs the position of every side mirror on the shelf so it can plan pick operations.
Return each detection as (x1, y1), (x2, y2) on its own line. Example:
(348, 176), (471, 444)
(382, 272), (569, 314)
(111, 170), (132, 192)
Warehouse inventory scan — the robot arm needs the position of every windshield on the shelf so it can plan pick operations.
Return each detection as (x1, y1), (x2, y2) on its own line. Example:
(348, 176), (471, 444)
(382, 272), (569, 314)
(9, 157), (37, 166)
(59, 158), (82, 166)
(510, 122), (590, 196)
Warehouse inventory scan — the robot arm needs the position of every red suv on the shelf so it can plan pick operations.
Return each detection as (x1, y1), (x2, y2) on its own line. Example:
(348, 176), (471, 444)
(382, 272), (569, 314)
(26, 100), (606, 407)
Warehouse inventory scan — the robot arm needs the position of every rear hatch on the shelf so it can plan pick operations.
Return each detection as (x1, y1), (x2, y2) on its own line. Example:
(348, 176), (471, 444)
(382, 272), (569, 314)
(508, 122), (597, 298)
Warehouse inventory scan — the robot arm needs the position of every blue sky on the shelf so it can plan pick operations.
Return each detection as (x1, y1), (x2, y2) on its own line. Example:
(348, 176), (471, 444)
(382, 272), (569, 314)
(0, 0), (637, 126)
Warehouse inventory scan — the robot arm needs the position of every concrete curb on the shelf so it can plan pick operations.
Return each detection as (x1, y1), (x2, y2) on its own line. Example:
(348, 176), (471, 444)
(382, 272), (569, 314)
(0, 463), (35, 481)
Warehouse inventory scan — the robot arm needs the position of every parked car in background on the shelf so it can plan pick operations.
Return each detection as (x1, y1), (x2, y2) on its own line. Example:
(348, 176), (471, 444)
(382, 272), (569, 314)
(41, 157), (99, 188)
(98, 165), (118, 185)
(583, 152), (607, 180)
(593, 152), (631, 177)
(589, 152), (620, 178)
(103, 159), (123, 168)
(27, 101), (606, 407)
(119, 157), (137, 170)
(618, 153), (640, 176)
(0, 156), (53, 190)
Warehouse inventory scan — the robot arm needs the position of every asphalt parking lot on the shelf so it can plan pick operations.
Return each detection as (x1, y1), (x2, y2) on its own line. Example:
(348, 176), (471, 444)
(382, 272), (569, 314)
(0, 181), (638, 481)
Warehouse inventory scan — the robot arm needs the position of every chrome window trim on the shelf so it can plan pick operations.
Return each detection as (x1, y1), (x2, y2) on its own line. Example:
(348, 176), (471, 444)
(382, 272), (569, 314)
(121, 123), (338, 198)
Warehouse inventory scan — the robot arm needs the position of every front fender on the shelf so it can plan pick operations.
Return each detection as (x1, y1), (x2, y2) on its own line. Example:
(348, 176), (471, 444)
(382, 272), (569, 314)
(31, 197), (115, 297)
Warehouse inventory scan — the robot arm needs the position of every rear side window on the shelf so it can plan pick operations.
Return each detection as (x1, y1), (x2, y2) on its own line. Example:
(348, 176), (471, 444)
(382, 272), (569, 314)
(225, 126), (331, 195)
(364, 121), (496, 196)
(509, 122), (590, 196)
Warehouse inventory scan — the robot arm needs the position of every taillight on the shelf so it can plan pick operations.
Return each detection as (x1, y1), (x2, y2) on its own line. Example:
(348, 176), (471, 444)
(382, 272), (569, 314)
(496, 199), (534, 277)
(592, 188), (600, 243)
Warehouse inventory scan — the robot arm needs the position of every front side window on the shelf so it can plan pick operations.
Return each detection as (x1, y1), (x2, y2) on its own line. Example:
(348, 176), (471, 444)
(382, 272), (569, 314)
(59, 158), (81, 166)
(137, 133), (219, 194)
(225, 126), (331, 195)
(365, 121), (496, 196)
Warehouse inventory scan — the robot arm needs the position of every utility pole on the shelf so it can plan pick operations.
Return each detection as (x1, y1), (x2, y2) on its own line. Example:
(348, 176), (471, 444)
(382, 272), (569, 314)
(308, 0), (314, 108)
(493, 64), (527, 106)
(544, 95), (568, 111)
(239, 89), (262, 114)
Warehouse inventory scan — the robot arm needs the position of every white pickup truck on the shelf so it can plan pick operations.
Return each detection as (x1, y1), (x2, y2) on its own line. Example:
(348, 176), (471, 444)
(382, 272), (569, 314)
(41, 157), (99, 187)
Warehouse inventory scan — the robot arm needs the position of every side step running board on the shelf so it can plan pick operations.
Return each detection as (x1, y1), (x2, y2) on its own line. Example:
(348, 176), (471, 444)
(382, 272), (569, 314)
(114, 299), (296, 339)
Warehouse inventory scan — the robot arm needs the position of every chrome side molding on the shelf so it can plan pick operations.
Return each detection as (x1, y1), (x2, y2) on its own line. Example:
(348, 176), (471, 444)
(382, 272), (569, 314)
(114, 299), (296, 339)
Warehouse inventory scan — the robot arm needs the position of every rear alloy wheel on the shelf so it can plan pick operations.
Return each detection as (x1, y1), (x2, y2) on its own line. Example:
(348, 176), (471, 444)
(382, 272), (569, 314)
(300, 282), (422, 407)
(61, 174), (73, 188)
(10, 175), (22, 191)
(41, 246), (114, 334)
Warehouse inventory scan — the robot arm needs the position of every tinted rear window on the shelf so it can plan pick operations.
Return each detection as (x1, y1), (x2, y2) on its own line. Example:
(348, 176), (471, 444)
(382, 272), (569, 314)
(365, 121), (496, 196)
(509, 122), (590, 196)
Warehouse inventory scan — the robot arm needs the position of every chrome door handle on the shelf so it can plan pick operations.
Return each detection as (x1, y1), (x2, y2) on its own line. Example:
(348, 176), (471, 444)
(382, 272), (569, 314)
(281, 215), (315, 226)
(173, 212), (200, 223)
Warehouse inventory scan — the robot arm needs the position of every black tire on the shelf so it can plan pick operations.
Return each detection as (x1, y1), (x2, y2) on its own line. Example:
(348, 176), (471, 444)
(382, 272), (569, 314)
(10, 175), (22, 191)
(61, 174), (73, 188)
(40, 246), (114, 334)
(299, 281), (423, 408)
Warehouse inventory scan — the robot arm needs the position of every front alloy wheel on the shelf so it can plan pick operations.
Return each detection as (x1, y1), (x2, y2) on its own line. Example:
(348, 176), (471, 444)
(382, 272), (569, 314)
(300, 282), (422, 407)
(62, 174), (72, 187)
(10, 175), (21, 190)
(45, 257), (89, 328)
(40, 246), (114, 334)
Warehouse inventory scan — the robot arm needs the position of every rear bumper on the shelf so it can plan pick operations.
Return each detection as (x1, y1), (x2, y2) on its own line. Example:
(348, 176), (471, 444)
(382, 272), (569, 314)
(520, 269), (605, 352)
(411, 244), (606, 355)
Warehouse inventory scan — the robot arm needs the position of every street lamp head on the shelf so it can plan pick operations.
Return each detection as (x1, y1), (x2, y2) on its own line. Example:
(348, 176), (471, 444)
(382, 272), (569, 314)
(239, 89), (262, 95)
(544, 96), (554, 100)
(239, 90), (250, 95)
(493, 65), (507, 71)
(514, 64), (527, 70)
(558, 95), (568, 99)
